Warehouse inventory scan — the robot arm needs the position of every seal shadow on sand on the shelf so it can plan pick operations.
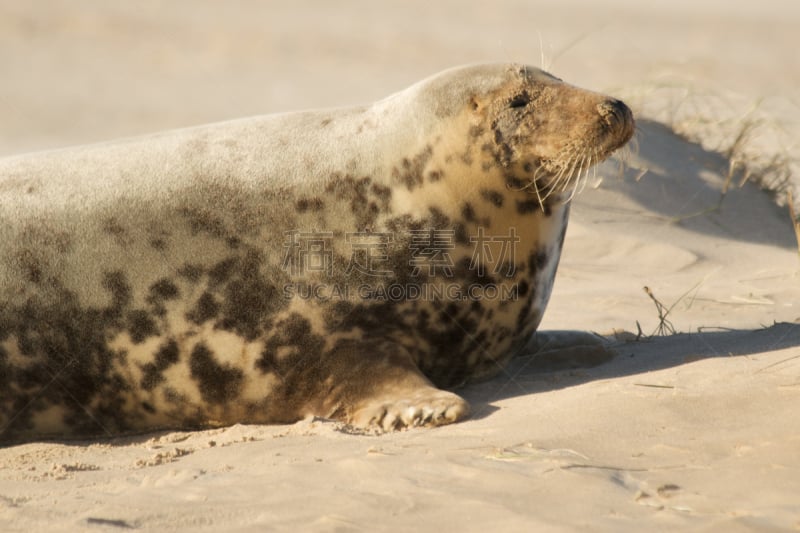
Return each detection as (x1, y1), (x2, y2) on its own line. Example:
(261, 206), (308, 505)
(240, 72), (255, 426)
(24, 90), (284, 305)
(463, 322), (800, 420)
(575, 119), (796, 250)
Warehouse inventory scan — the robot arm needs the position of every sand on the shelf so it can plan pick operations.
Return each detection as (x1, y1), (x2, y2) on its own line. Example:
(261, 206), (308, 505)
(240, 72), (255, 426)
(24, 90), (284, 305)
(1, 1), (798, 531)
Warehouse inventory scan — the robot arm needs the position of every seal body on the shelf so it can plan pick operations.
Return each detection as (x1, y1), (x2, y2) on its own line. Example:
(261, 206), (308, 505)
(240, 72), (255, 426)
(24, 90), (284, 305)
(0, 64), (634, 443)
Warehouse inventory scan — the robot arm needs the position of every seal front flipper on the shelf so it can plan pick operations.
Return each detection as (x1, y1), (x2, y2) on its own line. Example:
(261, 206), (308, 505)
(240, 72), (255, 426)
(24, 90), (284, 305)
(312, 339), (469, 431)
(349, 383), (469, 432)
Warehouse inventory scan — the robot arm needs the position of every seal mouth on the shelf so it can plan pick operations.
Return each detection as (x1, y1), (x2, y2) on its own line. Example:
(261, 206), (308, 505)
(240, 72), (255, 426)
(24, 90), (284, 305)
(523, 97), (635, 205)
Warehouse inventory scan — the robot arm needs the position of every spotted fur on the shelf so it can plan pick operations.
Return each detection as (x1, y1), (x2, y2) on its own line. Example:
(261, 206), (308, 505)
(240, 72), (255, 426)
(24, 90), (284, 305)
(0, 63), (634, 443)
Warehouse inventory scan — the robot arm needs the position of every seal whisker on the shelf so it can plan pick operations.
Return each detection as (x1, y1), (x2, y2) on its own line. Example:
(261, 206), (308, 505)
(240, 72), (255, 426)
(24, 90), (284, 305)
(585, 150), (597, 187)
(560, 150), (582, 194)
(578, 151), (596, 195)
(533, 168), (547, 210)
(545, 153), (574, 200)
(543, 166), (565, 203)
(564, 153), (585, 203)
(572, 153), (589, 200)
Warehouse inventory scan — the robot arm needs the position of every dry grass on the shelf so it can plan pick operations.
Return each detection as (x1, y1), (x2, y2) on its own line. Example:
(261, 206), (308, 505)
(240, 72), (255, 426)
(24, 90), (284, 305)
(641, 279), (708, 337)
(616, 78), (798, 213)
(643, 286), (676, 336)
(787, 190), (800, 256)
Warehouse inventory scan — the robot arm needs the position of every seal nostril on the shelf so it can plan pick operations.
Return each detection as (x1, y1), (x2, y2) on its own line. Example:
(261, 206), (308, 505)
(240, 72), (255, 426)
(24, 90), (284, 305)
(598, 99), (632, 132)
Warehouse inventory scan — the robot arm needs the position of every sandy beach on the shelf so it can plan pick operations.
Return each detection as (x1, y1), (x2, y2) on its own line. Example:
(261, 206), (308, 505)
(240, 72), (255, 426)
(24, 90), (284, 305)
(1, 1), (799, 531)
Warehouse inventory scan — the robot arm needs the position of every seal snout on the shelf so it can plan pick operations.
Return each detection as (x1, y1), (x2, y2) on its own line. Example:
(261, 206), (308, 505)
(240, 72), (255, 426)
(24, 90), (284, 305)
(597, 98), (635, 147)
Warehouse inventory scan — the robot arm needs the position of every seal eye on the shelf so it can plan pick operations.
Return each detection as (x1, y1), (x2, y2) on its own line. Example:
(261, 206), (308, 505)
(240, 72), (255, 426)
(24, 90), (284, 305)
(509, 92), (530, 109)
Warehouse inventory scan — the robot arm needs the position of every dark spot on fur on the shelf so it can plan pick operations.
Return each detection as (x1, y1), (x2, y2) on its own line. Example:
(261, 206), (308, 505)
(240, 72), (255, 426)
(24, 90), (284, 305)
(213, 251), (280, 340)
(326, 174), (389, 230)
(257, 313), (324, 374)
(529, 250), (549, 273)
(392, 146), (433, 191)
(516, 198), (541, 214)
(295, 197), (325, 213)
(141, 401), (156, 414)
(427, 206), (450, 228)
(461, 202), (476, 223)
(473, 329), (488, 348)
(179, 207), (227, 238)
(187, 291), (220, 325)
(17, 250), (42, 284)
(427, 170), (443, 182)
(514, 280), (541, 336)
(189, 343), (244, 404)
(178, 264), (204, 283)
(102, 271), (132, 317)
(505, 175), (525, 189)
(209, 257), (238, 285)
(370, 183), (393, 204)
(518, 280), (530, 298)
(480, 189), (504, 207)
(453, 256), (496, 287)
(470, 298), (484, 313)
(127, 310), (158, 344)
(149, 238), (167, 251)
(322, 300), (354, 330)
(367, 202), (380, 223)
(149, 279), (180, 302)
(491, 120), (514, 166)
(140, 339), (180, 390)
(102, 218), (126, 237)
